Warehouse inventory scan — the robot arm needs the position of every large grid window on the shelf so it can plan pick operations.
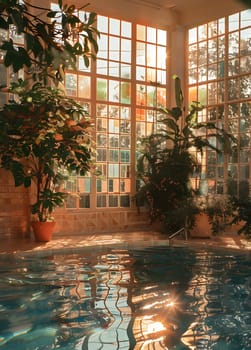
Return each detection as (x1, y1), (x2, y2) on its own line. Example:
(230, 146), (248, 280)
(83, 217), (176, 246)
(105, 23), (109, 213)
(0, 6), (168, 211)
(188, 9), (251, 197)
(69, 15), (168, 210)
(95, 15), (133, 209)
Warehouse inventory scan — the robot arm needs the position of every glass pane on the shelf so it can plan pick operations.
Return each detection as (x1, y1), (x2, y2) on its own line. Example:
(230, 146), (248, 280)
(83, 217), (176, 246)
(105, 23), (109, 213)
(97, 194), (106, 207)
(97, 59), (108, 75)
(120, 150), (130, 162)
(228, 58), (239, 76)
(147, 86), (156, 107)
(147, 27), (156, 43)
(208, 82), (217, 104)
(121, 39), (131, 63)
(97, 149), (107, 161)
(97, 15), (108, 33)
(109, 150), (119, 161)
(157, 46), (166, 69)
(109, 106), (119, 118)
(189, 27), (197, 44)
(120, 136), (130, 148)
(97, 104), (107, 117)
(240, 76), (251, 99)
(109, 134), (119, 147)
(109, 195), (118, 207)
(120, 195), (130, 207)
(228, 78), (239, 100)
(240, 56), (251, 73)
(136, 42), (145, 65)
(121, 82), (131, 104)
(240, 28), (251, 55)
(110, 18), (120, 36)
(121, 64), (131, 79)
(216, 39), (224, 62)
(229, 32), (239, 58)
(157, 29), (166, 45)
(218, 18), (225, 34)
(198, 24), (207, 40)
(109, 118), (119, 135)
(198, 42), (207, 65)
(109, 61), (119, 77)
(120, 119), (130, 134)
(108, 164), (119, 177)
(65, 196), (77, 208)
(121, 21), (131, 38)
(208, 64), (217, 80)
(97, 34), (108, 59)
(147, 44), (156, 66)
(229, 13), (239, 31)
(208, 39), (217, 63)
(97, 134), (107, 147)
(157, 87), (166, 107)
(79, 195), (90, 208)
(208, 21), (217, 37)
(136, 66), (145, 80)
(137, 25), (145, 41)
(120, 165), (130, 178)
(97, 79), (107, 100)
(109, 36), (120, 61)
(78, 75), (90, 99)
(109, 80), (119, 102)
(241, 9), (251, 28)
(65, 73), (77, 96)
(198, 85), (207, 105)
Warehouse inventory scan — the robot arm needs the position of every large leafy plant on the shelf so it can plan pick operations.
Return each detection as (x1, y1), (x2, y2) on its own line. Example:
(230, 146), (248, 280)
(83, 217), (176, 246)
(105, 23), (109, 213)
(136, 76), (234, 234)
(0, 0), (99, 83)
(0, 80), (95, 221)
(0, 1), (99, 222)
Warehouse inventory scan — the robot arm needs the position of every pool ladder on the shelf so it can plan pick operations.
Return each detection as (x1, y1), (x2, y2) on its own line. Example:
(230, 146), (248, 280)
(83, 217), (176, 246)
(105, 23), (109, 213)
(168, 227), (188, 245)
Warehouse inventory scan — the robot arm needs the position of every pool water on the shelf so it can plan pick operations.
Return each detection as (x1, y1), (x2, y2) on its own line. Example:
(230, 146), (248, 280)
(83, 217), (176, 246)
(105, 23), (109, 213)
(1, 245), (251, 349)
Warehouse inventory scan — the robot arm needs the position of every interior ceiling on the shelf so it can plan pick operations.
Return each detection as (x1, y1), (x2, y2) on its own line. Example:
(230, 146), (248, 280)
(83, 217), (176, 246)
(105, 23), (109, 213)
(127, 0), (245, 11)
(124, 0), (248, 25)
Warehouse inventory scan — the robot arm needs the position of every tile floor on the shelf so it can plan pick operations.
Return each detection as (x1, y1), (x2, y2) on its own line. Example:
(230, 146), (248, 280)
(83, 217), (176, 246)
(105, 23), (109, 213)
(1, 230), (251, 255)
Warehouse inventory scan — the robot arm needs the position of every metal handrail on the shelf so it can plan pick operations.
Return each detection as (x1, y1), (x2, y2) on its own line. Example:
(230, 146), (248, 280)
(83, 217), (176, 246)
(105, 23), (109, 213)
(168, 227), (188, 244)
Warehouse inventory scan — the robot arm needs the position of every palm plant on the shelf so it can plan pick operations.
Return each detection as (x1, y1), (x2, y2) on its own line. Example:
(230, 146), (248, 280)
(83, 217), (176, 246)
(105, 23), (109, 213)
(136, 76), (234, 234)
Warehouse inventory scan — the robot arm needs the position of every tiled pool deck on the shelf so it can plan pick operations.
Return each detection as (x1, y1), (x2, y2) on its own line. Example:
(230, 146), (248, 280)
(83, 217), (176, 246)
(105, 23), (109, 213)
(1, 231), (251, 255)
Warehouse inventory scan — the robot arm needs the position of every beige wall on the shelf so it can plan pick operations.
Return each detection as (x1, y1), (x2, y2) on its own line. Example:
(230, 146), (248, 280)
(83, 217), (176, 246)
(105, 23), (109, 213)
(0, 169), (149, 240)
(0, 169), (30, 238)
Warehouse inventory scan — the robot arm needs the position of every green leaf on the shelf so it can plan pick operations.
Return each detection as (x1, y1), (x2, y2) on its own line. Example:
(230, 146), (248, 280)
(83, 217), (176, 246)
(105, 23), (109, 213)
(47, 11), (57, 18)
(24, 176), (31, 188)
(0, 16), (8, 30)
(9, 9), (24, 33)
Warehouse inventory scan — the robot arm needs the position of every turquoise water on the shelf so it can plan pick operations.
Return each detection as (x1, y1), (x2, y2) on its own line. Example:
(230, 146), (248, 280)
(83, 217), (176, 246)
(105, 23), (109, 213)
(0, 245), (251, 349)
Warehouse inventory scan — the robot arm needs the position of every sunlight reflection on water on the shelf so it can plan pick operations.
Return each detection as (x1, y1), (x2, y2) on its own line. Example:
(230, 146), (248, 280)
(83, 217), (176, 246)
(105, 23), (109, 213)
(1, 246), (251, 349)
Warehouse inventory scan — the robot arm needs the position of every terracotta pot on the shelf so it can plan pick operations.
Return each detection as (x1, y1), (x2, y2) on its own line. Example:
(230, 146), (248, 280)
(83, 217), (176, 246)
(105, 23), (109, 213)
(31, 221), (56, 242)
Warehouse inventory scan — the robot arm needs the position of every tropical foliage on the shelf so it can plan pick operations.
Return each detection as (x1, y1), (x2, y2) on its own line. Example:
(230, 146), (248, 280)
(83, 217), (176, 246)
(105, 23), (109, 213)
(135, 76), (235, 234)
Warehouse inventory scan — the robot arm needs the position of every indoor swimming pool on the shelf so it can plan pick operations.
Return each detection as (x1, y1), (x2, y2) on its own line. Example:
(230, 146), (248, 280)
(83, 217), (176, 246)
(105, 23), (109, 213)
(1, 244), (251, 349)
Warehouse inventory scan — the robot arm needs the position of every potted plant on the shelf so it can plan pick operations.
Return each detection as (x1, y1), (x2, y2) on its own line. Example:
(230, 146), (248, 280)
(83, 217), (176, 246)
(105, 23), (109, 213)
(135, 76), (235, 236)
(0, 1), (99, 241)
(0, 79), (95, 241)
